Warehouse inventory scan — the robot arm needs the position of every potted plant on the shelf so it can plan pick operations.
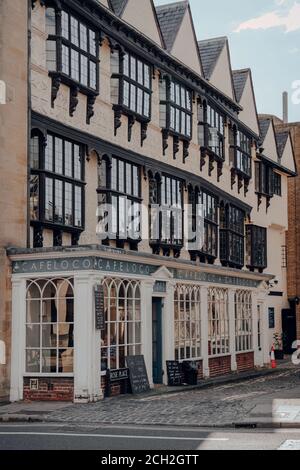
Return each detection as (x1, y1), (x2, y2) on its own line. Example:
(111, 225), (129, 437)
(273, 333), (284, 360)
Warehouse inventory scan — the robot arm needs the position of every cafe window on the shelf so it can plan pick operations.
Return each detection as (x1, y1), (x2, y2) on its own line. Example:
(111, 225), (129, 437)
(25, 278), (74, 374)
(235, 290), (253, 352)
(45, 8), (98, 91)
(174, 285), (201, 361)
(101, 278), (141, 372)
(160, 79), (192, 139)
(208, 287), (229, 356)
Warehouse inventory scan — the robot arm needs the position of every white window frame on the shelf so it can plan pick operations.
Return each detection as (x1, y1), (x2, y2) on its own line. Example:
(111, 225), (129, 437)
(235, 290), (253, 352)
(208, 287), (229, 356)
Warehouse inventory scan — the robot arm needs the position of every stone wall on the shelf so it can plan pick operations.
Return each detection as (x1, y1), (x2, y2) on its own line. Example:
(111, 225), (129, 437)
(0, 0), (28, 400)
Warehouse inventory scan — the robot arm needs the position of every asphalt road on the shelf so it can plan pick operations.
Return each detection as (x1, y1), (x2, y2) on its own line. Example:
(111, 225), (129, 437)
(1, 423), (300, 450)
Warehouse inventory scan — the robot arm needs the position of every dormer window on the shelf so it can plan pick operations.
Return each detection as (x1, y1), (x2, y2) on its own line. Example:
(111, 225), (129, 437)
(45, 7), (99, 121)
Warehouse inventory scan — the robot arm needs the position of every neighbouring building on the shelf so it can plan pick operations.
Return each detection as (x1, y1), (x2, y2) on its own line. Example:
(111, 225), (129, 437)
(0, 0), (296, 403)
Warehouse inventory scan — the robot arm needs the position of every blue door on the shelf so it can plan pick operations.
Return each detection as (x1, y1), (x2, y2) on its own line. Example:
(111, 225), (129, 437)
(152, 298), (163, 384)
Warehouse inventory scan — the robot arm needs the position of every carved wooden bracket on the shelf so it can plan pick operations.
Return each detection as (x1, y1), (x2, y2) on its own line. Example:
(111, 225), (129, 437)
(266, 196), (271, 212)
(71, 232), (81, 247)
(200, 149), (206, 172)
(51, 74), (61, 108)
(113, 106), (122, 136)
(244, 179), (250, 197)
(238, 175), (243, 194)
(86, 94), (97, 124)
(231, 168), (236, 189)
(183, 140), (190, 162)
(53, 230), (63, 247)
(257, 194), (262, 210)
(141, 122), (148, 147)
(217, 162), (223, 182)
(128, 115), (136, 142)
(208, 155), (215, 177)
(173, 136), (180, 160)
(162, 129), (169, 156)
(69, 86), (79, 117)
(33, 226), (44, 249)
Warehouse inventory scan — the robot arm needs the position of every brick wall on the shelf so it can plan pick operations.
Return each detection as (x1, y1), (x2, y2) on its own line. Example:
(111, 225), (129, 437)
(24, 377), (74, 402)
(236, 352), (255, 373)
(209, 356), (231, 378)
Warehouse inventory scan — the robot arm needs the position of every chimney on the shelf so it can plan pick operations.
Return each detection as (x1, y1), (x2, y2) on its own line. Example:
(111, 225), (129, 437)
(283, 91), (288, 124)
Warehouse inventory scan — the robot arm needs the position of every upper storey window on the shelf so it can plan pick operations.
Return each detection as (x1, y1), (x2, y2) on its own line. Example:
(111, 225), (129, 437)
(160, 79), (192, 140)
(229, 128), (252, 178)
(198, 102), (224, 161)
(111, 49), (152, 143)
(46, 9), (98, 91)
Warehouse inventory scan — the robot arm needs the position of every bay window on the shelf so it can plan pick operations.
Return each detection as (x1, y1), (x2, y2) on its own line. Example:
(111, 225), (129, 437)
(236, 131), (252, 177)
(246, 225), (267, 272)
(149, 174), (184, 256)
(46, 8), (99, 91)
(160, 79), (192, 139)
(189, 188), (218, 262)
(198, 102), (224, 160)
(30, 131), (85, 247)
(97, 157), (141, 248)
(255, 161), (274, 196)
(220, 205), (245, 269)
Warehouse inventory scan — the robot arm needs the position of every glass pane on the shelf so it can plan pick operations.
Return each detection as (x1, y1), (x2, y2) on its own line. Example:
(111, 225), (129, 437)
(41, 324), (57, 348)
(80, 24), (87, 51)
(54, 179), (63, 224)
(26, 325), (40, 348)
(74, 144), (81, 180)
(45, 8), (56, 35)
(71, 49), (79, 81)
(62, 45), (69, 75)
(57, 296), (74, 323)
(26, 299), (40, 323)
(30, 175), (39, 221)
(58, 324), (74, 348)
(42, 298), (58, 323)
(64, 183), (73, 226)
(46, 40), (56, 71)
(45, 134), (53, 171)
(45, 178), (53, 221)
(89, 30), (96, 56)
(64, 141), (72, 177)
(26, 350), (40, 373)
(59, 349), (74, 373)
(74, 186), (82, 227)
(80, 55), (88, 86)
(89, 61), (97, 89)
(61, 11), (69, 39)
(70, 16), (79, 46)
(42, 349), (57, 373)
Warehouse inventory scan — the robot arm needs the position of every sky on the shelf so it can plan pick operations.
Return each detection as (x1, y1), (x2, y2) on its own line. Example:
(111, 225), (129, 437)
(154, 0), (300, 122)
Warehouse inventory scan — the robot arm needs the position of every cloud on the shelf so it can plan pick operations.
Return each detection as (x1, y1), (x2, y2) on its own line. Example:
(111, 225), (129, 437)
(234, 2), (300, 33)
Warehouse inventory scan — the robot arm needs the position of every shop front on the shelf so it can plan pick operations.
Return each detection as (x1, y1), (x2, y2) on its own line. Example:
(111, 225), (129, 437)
(8, 246), (272, 402)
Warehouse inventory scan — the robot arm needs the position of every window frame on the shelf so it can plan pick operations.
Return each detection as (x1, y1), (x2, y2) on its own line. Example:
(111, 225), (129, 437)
(160, 78), (193, 140)
(246, 225), (267, 271)
(45, 7), (100, 94)
(220, 204), (245, 269)
(208, 288), (229, 357)
(198, 102), (225, 161)
(235, 290), (253, 353)
(255, 161), (274, 197)
(30, 131), (85, 235)
(111, 50), (152, 122)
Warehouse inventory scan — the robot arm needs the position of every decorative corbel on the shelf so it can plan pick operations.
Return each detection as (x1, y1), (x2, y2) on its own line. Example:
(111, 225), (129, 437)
(53, 230), (63, 247)
(217, 162), (223, 182)
(183, 140), (190, 162)
(32, 0), (46, 8)
(244, 179), (250, 197)
(99, 31), (105, 48)
(200, 149), (206, 171)
(266, 196), (271, 212)
(33, 226), (44, 248)
(69, 86), (79, 117)
(51, 74), (61, 108)
(238, 175), (243, 194)
(173, 136), (180, 160)
(231, 168), (236, 189)
(208, 155), (215, 177)
(128, 115), (136, 142)
(113, 105), (122, 136)
(162, 129), (169, 156)
(141, 122), (148, 147)
(257, 194), (262, 210)
(72, 232), (80, 247)
(86, 94), (97, 125)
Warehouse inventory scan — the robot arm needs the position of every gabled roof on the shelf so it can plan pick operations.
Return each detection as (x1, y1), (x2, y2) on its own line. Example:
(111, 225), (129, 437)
(232, 69), (249, 103)
(197, 37), (227, 80)
(276, 131), (289, 159)
(259, 118), (272, 143)
(109, 0), (128, 17)
(156, 1), (188, 52)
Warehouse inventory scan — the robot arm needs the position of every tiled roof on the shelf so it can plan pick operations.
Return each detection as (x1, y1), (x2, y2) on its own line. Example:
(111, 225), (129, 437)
(259, 118), (271, 143)
(156, 1), (188, 52)
(232, 69), (249, 103)
(197, 37), (226, 79)
(109, 0), (128, 17)
(276, 131), (289, 158)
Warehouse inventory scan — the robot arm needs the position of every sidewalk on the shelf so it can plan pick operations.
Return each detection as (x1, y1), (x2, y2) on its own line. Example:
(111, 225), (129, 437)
(0, 361), (299, 428)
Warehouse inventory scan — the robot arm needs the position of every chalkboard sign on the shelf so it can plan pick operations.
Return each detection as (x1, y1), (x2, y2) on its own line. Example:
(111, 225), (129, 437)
(268, 307), (275, 329)
(126, 355), (150, 395)
(105, 368), (130, 397)
(166, 361), (184, 386)
(95, 285), (105, 330)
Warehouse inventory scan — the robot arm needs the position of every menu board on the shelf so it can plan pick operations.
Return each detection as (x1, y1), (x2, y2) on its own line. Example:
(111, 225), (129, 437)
(126, 355), (150, 395)
(166, 361), (184, 386)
